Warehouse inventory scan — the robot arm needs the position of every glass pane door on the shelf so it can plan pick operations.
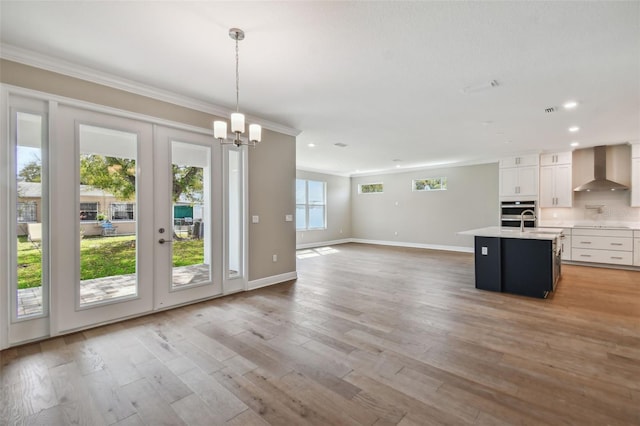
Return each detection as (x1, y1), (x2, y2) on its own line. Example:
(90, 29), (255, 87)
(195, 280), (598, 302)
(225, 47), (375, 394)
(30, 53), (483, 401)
(171, 141), (211, 289)
(78, 124), (139, 305)
(53, 106), (154, 334)
(154, 125), (221, 309)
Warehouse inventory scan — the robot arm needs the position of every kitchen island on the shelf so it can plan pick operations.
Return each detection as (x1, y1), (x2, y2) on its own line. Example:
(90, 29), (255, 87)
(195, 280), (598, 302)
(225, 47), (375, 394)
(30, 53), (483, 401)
(459, 226), (563, 298)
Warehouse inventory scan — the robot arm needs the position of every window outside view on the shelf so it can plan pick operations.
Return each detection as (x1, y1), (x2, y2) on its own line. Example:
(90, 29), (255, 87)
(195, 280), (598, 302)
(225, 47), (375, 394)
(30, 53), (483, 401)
(359, 183), (384, 193)
(413, 177), (448, 191)
(296, 179), (327, 230)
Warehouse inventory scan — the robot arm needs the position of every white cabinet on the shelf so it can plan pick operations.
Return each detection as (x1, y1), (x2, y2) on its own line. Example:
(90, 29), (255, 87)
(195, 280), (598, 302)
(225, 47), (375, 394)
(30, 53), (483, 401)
(540, 152), (572, 208)
(540, 164), (572, 207)
(540, 152), (572, 167)
(633, 144), (639, 207)
(571, 228), (634, 266)
(634, 231), (640, 266)
(560, 231), (571, 261)
(499, 154), (540, 168)
(499, 154), (539, 200)
(547, 227), (572, 260)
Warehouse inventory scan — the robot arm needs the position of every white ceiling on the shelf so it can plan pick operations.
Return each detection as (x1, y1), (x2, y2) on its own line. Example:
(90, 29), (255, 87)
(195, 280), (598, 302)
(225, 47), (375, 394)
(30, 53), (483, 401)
(1, 1), (639, 176)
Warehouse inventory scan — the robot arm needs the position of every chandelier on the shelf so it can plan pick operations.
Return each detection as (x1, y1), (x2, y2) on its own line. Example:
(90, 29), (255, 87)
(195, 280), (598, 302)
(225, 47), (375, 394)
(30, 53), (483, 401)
(213, 28), (262, 147)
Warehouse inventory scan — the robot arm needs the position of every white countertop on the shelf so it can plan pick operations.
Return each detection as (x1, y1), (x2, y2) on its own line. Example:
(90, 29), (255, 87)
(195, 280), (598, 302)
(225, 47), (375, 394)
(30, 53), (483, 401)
(458, 226), (563, 240)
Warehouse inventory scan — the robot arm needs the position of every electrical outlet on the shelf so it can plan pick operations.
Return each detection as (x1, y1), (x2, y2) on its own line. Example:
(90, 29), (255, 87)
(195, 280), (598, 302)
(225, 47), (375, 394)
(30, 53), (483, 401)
(285, 214), (293, 222)
(252, 215), (259, 224)
(482, 247), (488, 255)
(272, 254), (277, 262)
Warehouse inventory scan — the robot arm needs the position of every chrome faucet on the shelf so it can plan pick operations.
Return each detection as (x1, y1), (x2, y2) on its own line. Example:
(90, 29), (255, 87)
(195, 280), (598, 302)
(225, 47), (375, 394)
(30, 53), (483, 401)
(520, 209), (536, 232)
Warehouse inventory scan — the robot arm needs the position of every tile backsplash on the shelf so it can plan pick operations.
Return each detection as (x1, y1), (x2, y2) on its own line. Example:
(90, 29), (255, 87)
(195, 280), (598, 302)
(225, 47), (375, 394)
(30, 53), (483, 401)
(540, 190), (640, 225)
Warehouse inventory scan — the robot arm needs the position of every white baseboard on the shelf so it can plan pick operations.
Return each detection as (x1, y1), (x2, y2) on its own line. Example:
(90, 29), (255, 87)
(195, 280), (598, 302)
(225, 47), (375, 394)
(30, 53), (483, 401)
(296, 238), (352, 250)
(346, 238), (474, 253)
(248, 271), (298, 290)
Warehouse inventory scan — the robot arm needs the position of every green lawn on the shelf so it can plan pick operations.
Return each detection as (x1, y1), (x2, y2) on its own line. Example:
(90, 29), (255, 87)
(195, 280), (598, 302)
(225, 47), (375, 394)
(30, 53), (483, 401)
(17, 235), (204, 289)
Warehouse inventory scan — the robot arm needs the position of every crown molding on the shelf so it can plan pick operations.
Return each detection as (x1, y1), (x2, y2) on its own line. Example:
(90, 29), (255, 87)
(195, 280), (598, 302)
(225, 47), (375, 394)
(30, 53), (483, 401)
(0, 44), (301, 137)
(295, 165), (351, 178)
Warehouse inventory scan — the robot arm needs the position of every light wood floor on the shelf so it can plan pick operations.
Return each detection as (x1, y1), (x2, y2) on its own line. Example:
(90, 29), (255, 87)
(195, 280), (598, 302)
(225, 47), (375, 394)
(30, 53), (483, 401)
(2, 243), (639, 425)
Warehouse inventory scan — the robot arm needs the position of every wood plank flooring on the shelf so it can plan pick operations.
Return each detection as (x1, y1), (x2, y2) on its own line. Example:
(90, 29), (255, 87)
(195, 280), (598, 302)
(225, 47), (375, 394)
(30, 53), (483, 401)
(2, 242), (639, 425)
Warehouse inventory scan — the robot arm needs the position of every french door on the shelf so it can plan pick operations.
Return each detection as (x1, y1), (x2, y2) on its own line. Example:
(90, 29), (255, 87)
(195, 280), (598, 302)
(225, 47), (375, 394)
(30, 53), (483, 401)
(153, 125), (222, 309)
(52, 107), (224, 334)
(2, 97), (230, 345)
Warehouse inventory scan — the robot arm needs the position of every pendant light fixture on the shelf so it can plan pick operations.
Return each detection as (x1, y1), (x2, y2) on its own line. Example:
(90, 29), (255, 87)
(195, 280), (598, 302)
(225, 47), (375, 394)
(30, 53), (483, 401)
(213, 28), (262, 147)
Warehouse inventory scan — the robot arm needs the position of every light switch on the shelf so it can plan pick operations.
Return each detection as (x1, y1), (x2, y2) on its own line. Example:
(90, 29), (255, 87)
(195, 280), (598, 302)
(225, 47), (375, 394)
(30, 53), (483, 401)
(252, 215), (259, 224)
(285, 214), (293, 222)
(481, 246), (488, 255)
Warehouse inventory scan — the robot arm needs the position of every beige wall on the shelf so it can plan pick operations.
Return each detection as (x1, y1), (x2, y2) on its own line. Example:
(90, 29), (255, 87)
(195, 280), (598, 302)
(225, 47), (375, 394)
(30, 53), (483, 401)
(2, 59), (296, 282)
(351, 163), (499, 248)
(296, 170), (352, 246)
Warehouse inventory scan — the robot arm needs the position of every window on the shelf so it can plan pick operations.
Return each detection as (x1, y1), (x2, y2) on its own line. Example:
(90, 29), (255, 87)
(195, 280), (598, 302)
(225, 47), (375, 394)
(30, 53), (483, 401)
(413, 177), (447, 191)
(110, 203), (135, 221)
(80, 202), (99, 221)
(358, 183), (383, 194)
(17, 201), (37, 222)
(296, 179), (326, 230)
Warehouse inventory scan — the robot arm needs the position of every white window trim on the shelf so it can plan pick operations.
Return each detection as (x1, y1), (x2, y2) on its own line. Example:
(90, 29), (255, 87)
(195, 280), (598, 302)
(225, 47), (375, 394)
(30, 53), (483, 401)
(296, 179), (327, 231)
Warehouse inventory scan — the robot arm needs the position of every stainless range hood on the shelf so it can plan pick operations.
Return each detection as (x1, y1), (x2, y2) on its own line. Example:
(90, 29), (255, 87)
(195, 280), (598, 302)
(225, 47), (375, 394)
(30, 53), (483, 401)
(573, 145), (629, 192)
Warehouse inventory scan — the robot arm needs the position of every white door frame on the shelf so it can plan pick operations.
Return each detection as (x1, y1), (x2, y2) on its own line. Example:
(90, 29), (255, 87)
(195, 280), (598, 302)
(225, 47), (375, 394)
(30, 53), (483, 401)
(153, 125), (223, 309)
(52, 105), (155, 335)
(1, 84), (235, 348)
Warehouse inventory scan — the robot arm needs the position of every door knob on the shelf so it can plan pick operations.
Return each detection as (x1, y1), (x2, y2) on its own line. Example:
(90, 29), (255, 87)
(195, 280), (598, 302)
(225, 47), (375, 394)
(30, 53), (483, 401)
(159, 238), (174, 244)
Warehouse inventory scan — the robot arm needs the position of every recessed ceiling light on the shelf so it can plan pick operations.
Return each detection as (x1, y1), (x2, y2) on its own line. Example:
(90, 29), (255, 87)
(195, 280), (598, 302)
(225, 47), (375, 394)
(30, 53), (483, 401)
(568, 126), (580, 132)
(395, 165), (401, 168)
(570, 142), (579, 147)
(563, 101), (578, 109)
(308, 143), (315, 147)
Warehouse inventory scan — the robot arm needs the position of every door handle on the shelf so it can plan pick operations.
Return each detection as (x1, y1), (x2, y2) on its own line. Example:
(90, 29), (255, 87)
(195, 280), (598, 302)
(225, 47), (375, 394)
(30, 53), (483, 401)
(159, 238), (174, 244)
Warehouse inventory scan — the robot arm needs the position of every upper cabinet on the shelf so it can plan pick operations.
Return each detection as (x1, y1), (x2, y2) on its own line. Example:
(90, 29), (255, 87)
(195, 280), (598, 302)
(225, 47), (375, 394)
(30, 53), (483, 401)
(499, 154), (539, 200)
(632, 144), (640, 207)
(539, 152), (573, 208)
(540, 151), (572, 167)
(499, 154), (539, 168)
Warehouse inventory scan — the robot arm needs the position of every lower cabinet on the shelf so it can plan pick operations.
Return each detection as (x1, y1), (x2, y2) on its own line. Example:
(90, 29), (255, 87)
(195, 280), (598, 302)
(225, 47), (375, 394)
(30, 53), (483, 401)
(560, 233), (572, 261)
(473, 236), (558, 299)
(571, 228), (634, 266)
(572, 248), (633, 266)
(635, 233), (640, 266)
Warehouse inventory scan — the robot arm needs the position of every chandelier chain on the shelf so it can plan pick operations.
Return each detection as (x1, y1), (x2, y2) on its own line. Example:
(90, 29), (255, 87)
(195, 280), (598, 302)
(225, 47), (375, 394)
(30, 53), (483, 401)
(235, 36), (240, 113)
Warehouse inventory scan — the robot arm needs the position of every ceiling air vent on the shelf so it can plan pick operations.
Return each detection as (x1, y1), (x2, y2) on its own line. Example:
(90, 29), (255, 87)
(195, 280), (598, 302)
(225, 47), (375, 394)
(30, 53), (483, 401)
(334, 143), (348, 148)
(544, 106), (556, 113)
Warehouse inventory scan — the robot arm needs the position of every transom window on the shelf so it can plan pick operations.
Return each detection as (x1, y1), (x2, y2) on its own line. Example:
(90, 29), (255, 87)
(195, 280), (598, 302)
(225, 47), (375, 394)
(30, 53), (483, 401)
(358, 183), (383, 194)
(296, 179), (326, 230)
(412, 177), (447, 191)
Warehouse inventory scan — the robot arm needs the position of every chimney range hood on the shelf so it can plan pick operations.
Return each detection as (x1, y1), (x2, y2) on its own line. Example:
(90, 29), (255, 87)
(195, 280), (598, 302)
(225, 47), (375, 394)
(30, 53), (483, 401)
(573, 145), (629, 192)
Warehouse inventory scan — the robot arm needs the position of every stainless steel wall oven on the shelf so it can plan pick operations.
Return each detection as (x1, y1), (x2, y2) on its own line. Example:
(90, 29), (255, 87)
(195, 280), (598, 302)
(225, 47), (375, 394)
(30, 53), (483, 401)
(501, 200), (537, 228)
